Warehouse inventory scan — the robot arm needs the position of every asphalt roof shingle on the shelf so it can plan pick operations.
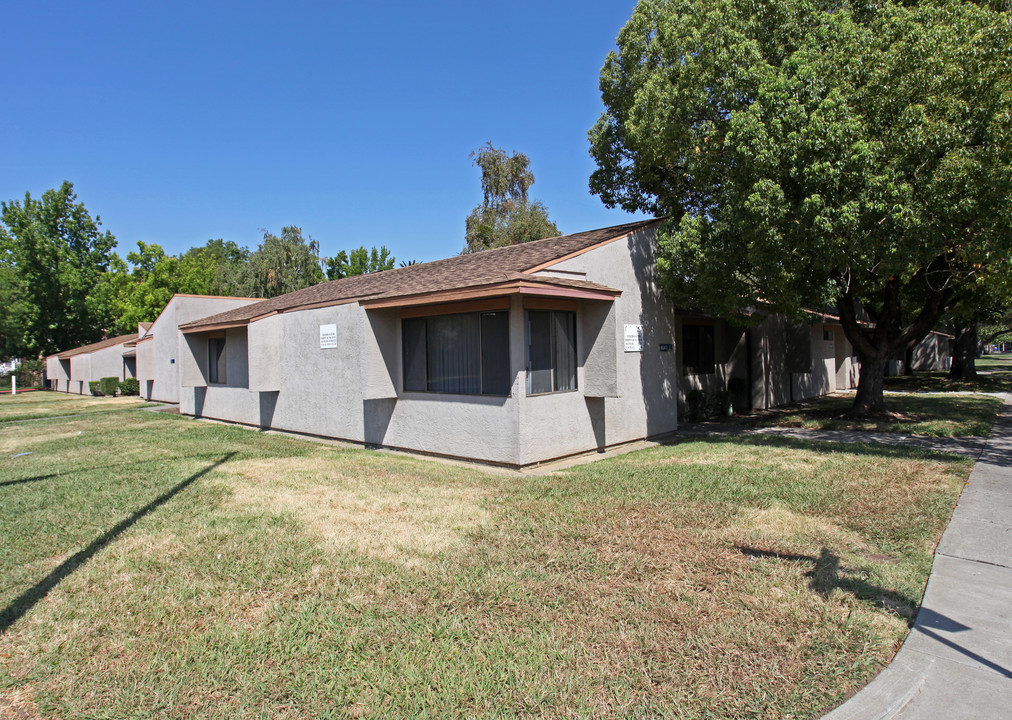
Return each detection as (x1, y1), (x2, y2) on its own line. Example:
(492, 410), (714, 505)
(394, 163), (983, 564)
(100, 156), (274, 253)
(50, 333), (139, 360)
(179, 218), (661, 330)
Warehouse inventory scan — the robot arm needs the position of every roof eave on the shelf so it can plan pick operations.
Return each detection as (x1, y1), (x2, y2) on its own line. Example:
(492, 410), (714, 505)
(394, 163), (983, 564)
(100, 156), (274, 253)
(359, 279), (621, 310)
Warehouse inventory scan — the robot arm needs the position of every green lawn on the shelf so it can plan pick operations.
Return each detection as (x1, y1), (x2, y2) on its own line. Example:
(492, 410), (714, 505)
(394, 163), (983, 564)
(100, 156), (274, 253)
(0, 397), (972, 719)
(0, 390), (152, 422)
(883, 353), (1012, 394)
(742, 392), (1003, 437)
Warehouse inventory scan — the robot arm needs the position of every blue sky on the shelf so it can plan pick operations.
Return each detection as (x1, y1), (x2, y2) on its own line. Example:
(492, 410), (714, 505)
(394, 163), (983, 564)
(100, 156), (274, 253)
(1, 1), (646, 265)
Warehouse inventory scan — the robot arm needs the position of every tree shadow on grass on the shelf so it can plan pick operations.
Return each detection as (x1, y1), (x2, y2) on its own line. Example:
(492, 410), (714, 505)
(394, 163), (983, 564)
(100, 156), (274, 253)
(0, 474), (59, 489)
(0, 452), (236, 634)
(666, 432), (970, 465)
(738, 546), (919, 621)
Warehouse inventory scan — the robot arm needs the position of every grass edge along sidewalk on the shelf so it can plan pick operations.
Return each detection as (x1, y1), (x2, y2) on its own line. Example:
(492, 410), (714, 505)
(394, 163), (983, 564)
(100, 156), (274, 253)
(0, 397), (980, 719)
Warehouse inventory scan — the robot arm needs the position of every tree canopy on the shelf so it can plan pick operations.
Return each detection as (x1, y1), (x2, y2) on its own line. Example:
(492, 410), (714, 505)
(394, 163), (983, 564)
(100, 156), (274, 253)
(0, 182), (117, 356)
(464, 143), (560, 253)
(325, 246), (395, 280)
(590, 0), (1012, 414)
(238, 226), (326, 299)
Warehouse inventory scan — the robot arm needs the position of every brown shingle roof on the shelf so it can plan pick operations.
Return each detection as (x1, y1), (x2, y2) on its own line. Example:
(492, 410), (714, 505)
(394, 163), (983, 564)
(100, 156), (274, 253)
(179, 218), (660, 331)
(50, 333), (139, 360)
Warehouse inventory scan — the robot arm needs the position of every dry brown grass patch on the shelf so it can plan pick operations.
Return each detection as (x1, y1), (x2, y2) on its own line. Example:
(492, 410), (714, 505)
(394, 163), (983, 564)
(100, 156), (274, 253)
(726, 505), (870, 556)
(218, 455), (490, 566)
(0, 686), (42, 720)
(649, 445), (828, 474)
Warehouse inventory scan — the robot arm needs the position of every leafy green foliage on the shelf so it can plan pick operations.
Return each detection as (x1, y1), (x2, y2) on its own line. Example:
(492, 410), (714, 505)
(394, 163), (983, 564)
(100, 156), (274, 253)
(0, 182), (116, 356)
(464, 143), (559, 253)
(118, 377), (140, 396)
(0, 263), (29, 359)
(96, 239), (252, 335)
(590, 0), (1012, 413)
(324, 246), (395, 280)
(14, 357), (42, 389)
(88, 381), (103, 396)
(237, 226), (325, 299)
(99, 376), (119, 396)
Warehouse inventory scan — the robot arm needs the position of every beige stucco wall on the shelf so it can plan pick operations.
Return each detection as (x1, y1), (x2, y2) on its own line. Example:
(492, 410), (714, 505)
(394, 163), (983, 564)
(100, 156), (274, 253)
(46, 356), (71, 392)
(139, 295), (260, 403)
(523, 227), (679, 463)
(911, 332), (953, 371)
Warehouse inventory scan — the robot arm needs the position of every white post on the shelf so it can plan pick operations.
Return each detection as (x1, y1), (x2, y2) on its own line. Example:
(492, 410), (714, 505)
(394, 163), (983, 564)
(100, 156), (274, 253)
(11, 374), (16, 395)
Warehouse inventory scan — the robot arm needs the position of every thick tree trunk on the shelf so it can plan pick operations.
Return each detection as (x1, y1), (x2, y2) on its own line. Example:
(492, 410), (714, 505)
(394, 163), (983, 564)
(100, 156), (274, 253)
(850, 354), (889, 416)
(903, 346), (915, 376)
(835, 273), (950, 418)
(948, 323), (978, 380)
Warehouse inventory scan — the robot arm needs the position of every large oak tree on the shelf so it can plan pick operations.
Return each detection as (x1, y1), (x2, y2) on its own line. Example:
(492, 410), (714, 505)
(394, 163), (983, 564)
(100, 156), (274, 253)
(589, 0), (1012, 414)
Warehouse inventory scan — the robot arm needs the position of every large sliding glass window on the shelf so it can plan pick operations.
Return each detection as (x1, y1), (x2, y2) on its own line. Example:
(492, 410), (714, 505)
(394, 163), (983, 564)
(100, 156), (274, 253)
(402, 310), (510, 395)
(526, 310), (577, 395)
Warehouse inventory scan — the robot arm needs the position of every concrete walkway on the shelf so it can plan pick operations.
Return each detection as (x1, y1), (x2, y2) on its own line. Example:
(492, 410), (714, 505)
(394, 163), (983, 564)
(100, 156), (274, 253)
(822, 394), (1012, 720)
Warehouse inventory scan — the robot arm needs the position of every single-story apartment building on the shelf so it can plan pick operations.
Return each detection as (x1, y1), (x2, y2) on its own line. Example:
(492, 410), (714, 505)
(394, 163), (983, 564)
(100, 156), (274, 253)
(135, 294), (261, 403)
(176, 219), (679, 467)
(46, 333), (139, 394)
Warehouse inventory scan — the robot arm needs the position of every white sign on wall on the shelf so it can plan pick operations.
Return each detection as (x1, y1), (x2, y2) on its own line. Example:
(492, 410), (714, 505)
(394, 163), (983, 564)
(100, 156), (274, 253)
(320, 324), (337, 349)
(624, 324), (644, 352)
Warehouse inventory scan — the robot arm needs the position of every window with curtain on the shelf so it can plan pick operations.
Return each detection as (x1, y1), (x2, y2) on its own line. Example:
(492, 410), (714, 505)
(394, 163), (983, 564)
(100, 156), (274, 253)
(208, 336), (227, 384)
(526, 309), (577, 395)
(402, 311), (510, 395)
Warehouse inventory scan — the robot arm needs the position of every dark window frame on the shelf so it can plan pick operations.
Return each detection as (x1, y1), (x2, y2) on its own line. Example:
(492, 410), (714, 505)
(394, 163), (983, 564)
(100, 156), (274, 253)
(682, 323), (715, 376)
(208, 336), (227, 385)
(525, 309), (578, 396)
(401, 310), (511, 396)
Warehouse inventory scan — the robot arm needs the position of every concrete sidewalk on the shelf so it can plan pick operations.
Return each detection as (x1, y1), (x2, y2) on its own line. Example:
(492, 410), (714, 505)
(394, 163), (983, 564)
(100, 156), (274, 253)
(822, 394), (1012, 719)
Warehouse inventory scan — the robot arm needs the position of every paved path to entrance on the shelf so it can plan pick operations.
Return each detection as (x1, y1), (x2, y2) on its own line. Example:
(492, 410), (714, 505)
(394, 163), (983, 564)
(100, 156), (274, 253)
(822, 394), (1012, 719)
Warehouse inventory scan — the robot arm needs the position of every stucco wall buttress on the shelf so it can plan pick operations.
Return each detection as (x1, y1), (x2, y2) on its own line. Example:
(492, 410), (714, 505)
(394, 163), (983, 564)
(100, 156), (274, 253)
(360, 308), (398, 400)
(248, 314), (282, 392)
(261, 304), (367, 442)
(70, 355), (91, 394)
(581, 301), (619, 398)
(180, 334), (208, 388)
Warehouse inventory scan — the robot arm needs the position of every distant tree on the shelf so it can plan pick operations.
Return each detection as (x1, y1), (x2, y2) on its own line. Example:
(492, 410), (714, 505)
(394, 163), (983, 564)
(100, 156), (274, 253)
(589, 0), (1012, 415)
(0, 182), (117, 355)
(239, 226), (325, 298)
(93, 238), (255, 335)
(324, 245), (395, 280)
(399, 259), (418, 268)
(0, 262), (29, 358)
(464, 143), (559, 253)
(176, 239), (250, 296)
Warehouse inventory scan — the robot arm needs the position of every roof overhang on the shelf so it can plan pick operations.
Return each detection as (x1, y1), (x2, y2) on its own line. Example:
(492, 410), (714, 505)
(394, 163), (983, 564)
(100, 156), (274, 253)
(359, 278), (621, 310)
(181, 320), (257, 335)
